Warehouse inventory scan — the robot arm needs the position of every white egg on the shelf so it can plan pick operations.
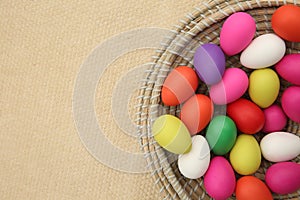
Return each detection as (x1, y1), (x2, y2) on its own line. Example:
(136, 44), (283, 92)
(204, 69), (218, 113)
(178, 135), (210, 179)
(260, 132), (300, 162)
(240, 33), (286, 69)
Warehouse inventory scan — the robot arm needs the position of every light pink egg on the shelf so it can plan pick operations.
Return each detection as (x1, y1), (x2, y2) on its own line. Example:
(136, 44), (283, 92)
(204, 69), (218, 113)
(262, 105), (287, 133)
(220, 12), (256, 56)
(204, 156), (236, 200)
(275, 54), (300, 85)
(209, 68), (248, 105)
(265, 162), (300, 194)
(281, 86), (300, 123)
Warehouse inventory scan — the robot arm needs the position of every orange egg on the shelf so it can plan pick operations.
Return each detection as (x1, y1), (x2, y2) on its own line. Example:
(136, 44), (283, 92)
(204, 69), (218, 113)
(236, 176), (273, 200)
(272, 5), (300, 42)
(180, 94), (214, 135)
(161, 66), (198, 106)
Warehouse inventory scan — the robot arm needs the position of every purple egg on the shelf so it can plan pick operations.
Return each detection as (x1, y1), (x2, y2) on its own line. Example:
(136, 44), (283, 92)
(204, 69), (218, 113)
(194, 44), (226, 85)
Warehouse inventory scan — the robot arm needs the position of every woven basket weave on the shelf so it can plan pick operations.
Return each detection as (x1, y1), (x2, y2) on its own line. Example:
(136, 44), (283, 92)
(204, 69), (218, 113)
(136, 0), (300, 199)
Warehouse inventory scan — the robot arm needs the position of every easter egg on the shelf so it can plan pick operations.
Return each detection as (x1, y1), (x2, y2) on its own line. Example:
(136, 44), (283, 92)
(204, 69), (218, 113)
(209, 68), (248, 105)
(249, 68), (280, 108)
(161, 66), (198, 106)
(260, 132), (300, 162)
(262, 105), (287, 133)
(236, 176), (273, 200)
(230, 134), (261, 175)
(272, 5), (300, 42)
(240, 33), (286, 69)
(227, 98), (265, 134)
(265, 162), (300, 194)
(275, 54), (300, 86)
(178, 135), (210, 179)
(206, 115), (237, 155)
(180, 94), (214, 135)
(204, 156), (236, 200)
(152, 114), (192, 154)
(194, 43), (226, 85)
(220, 12), (256, 56)
(281, 86), (300, 123)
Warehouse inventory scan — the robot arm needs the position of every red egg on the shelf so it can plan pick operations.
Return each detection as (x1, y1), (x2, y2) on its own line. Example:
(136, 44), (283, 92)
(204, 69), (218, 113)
(180, 94), (214, 135)
(227, 98), (265, 134)
(272, 5), (300, 42)
(161, 66), (198, 106)
(236, 176), (273, 200)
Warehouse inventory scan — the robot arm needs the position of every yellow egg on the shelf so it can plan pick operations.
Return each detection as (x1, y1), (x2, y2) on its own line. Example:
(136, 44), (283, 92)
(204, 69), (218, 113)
(229, 134), (261, 175)
(249, 68), (280, 108)
(152, 114), (192, 154)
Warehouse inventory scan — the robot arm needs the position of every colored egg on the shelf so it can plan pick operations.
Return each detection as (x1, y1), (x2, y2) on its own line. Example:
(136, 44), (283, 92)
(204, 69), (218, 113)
(205, 115), (237, 155)
(240, 33), (286, 69)
(178, 135), (210, 179)
(265, 162), (300, 194)
(260, 132), (300, 162)
(249, 68), (280, 108)
(281, 86), (300, 123)
(275, 54), (300, 85)
(229, 134), (261, 175)
(209, 68), (249, 105)
(236, 176), (273, 200)
(262, 105), (287, 133)
(204, 156), (236, 200)
(272, 5), (300, 42)
(193, 43), (226, 85)
(152, 114), (192, 154)
(227, 98), (265, 134)
(220, 12), (256, 56)
(180, 94), (214, 135)
(161, 66), (198, 106)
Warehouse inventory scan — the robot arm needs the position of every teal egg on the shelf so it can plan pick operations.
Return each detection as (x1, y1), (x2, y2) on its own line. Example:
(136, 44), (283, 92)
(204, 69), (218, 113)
(206, 115), (237, 155)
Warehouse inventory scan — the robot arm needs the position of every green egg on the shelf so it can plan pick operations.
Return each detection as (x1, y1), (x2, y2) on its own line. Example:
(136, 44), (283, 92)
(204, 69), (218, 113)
(206, 115), (237, 155)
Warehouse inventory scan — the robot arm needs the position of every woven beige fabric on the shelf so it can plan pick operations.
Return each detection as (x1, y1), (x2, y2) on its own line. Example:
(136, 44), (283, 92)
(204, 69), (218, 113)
(0, 0), (200, 199)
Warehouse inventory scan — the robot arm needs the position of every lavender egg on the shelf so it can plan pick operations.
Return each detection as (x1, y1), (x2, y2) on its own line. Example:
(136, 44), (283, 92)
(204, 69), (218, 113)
(194, 44), (226, 85)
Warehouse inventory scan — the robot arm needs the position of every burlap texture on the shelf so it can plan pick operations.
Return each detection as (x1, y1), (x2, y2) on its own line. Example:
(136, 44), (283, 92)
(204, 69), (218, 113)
(0, 1), (200, 199)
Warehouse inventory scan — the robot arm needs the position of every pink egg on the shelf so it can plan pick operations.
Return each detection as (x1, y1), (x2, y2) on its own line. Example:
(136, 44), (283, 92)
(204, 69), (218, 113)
(220, 12), (256, 56)
(265, 162), (300, 194)
(262, 105), (287, 133)
(281, 86), (300, 123)
(275, 54), (300, 85)
(209, 68), (248, 105)
(204, 156), (236, 200)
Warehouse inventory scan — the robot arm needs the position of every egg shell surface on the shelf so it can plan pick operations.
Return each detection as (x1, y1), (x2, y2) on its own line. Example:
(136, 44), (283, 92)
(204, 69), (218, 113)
(152, 114), (192, 154)
(194, 43), (225, 85)
(180, 94), (214, 135)
(272, 5), (300, 42)
(209, 68), (249, 105)
(220, 12), (256, 56)
(178, 135), (210, 179)
(281, 86), (300, 123)
(265, 162), (300, 194)
(260, 131), (300, 162)
(204, 156), (236, 200)
(262, 104), (287, 133)
(161, 66), (198, 106)
(240, 33), (286, 69)
(275, 54), (300, 86)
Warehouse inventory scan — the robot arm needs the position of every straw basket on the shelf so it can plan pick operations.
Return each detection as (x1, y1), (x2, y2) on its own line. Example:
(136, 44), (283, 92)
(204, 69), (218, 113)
(136, 0), (300, 199)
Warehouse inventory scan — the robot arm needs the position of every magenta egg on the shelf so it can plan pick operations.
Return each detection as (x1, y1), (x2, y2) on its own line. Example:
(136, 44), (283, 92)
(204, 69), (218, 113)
(281, 86), (300, 123)
(220, 12), (256, 56)
(275, 54), (300, 85)
(262, 105), (287, 133)
(209, 68), (248, 105)
(204, 156), (236, 200)
(265, 162), (300, 194)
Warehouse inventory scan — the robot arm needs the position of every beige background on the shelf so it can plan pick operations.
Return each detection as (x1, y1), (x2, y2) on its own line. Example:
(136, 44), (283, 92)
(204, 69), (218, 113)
(0, 0), (201, 199)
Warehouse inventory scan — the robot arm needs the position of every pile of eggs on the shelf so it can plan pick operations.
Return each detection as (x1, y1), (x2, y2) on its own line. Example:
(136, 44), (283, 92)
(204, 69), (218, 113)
(152, 5), (300, 200)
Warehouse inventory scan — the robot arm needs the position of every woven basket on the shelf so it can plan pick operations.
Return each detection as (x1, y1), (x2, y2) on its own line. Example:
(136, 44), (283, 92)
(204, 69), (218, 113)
(136, 0), (300, 199)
